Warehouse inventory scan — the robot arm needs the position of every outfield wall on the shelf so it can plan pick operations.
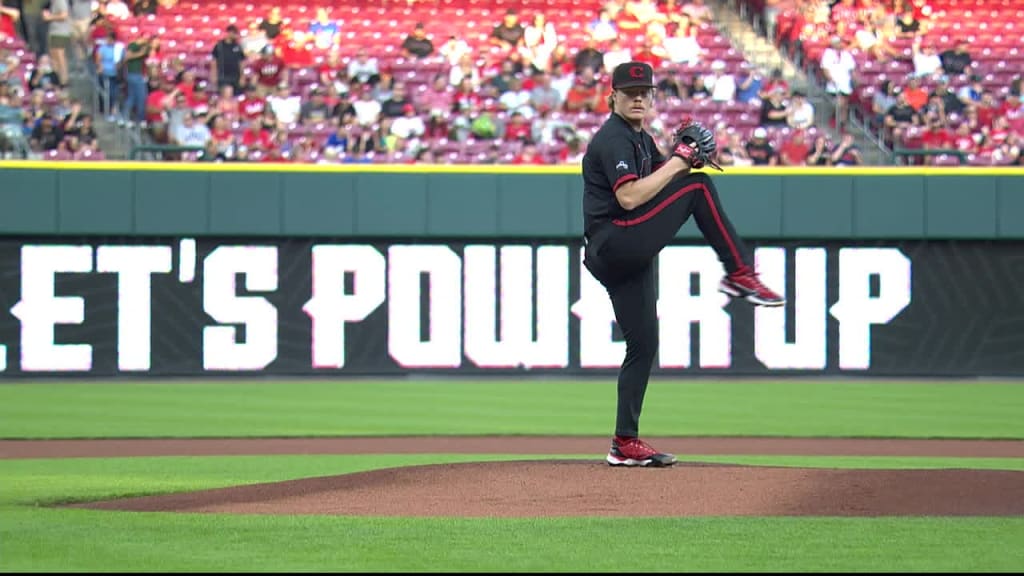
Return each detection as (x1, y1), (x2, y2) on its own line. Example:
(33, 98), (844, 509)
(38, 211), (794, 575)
(0, 163), (1022, 239)
(0, 164), (1021, 378)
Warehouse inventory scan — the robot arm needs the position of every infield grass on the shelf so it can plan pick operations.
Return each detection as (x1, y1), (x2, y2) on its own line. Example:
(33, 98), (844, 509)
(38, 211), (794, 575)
(2, 454), (1024, 573)
(1, 379), (1022, 439)
(2, 379), (1023, 572)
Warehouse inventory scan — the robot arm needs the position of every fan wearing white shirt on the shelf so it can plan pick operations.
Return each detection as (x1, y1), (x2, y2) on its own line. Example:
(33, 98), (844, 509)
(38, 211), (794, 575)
(911, 38), (943, 78)
(267, 83), (302, 125)
(786, 91), (815, 130)
(352, 87), (383, 126)
(172, 112), (211, 148)
(704, 60), (736, 102)
(820, 36), (856, 128)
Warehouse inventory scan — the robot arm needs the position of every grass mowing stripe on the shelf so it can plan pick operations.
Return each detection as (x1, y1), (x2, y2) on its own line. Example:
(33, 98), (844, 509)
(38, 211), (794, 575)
(2, 509), (1022, 572)
(1, 380), (1023, 439)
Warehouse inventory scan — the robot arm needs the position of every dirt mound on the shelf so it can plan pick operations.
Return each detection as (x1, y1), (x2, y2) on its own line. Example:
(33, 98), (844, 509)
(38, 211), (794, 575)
(73, 460), (1024, 517)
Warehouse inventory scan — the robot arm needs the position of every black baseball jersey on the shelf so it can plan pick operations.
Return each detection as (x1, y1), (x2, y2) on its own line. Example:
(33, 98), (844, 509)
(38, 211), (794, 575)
(582, 113), (666, 236)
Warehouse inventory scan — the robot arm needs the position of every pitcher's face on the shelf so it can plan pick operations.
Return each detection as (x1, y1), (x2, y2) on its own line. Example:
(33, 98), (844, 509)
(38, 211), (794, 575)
(614, 87), (654, 125)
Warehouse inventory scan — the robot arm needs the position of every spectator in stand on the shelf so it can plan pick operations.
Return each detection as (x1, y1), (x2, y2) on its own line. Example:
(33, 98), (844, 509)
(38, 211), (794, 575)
(871, 79), (898, 127)
(717, 131), (753, 166)
(760, 85), (789, 125)
(31, 112), (63, 151)
(122, 33), (155, 125)
(318, 50), (347, 95)
(975, 91), (1000, 129)
(490, 9), (524, 53)
(911, 37), (942, 79)
(830, 132), (863, 165)
(663, 15), (703, 65)
(241, 118), (273, 151)
(267, 81), (301, 125)
(348, 48), (380, 87)
(939, 39), (972, 76)
(759, 68), (789, 99)
(957, 74), (984, 109)
(632, 31), (667, 69)
(94, 29), (123, 120)
(950, 122), (976, 156)
(704, 60), (736, 102)
(309, 8), (339, 52)
(484, 60), (517, 98)
(574, 37), (604, 75)
(28, 54), (61, 90)
(735, 68), (763, 105)
(787, 90), (815, 129)
(208, 113), (234, 158)
(132, 0), (157, 16)
(930, 76), (962, 116)
(894, 3), (922, 38)
(390, 103), (425, 145)
(351, 84), (382, 127)
(240, 80), (266, 120)
(278, 30), (314, 70)
(400, 22), (434, 59)
(884, 89), (919, 143)
(512, 142), (545, 164)
(254, 6), (284, 49)
(381, 82), (412, 118)
(439, 35), (472, 68)
(745, 126), (778, 165)
(529, 71), (562, 113)
(830, 0), (859, 39)
(617, 0), (667, 38)
(0, 2), (18, 42)
(680, 0), (713, 25)
(588, 8), (618, 44)
(566, 66), (610, 113)
(602, 38), (631, 74)
(905, 73), (929, 109)
(779, 129), (810, 165)
(21, 0), (50, 57)
(502, 109), (532, 142)
(171, 110), (210, 149)
(520, 13), (557, 74)
(448, 54), (480, 89)
(497, 75), (533, 119)
(210, 25), (245, 93)
(373, 66), (395, 101)
(254, 45), (288, 98)
(919, 113), (953, 162)
(296, 85), (327, 125)
(43, 0), (71, 87)
(820, 36), (856, 129)
(104, 0), (130, 20)
(143, 75), (173, 140)
(854, 21), (899, 63)
(656, 67), (687, 101)
(807, 134), (830, 165)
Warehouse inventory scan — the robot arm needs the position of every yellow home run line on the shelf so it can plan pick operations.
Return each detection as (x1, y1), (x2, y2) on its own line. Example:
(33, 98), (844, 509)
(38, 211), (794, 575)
(0, 161), (1022, 177)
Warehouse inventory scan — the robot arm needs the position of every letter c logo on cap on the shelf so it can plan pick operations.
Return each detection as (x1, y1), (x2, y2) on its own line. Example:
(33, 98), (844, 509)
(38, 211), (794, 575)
(629, 66), (645, 78)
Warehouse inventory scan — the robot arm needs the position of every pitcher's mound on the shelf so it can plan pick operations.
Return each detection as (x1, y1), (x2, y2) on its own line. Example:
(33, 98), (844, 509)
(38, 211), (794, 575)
(74, 460), (1024, 517)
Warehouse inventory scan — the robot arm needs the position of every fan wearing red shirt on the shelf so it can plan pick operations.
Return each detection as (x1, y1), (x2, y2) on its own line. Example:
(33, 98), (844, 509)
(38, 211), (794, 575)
(241, 121), (274, 151)
(240, 93), (266, 120)
(503, 111), (532, 141)
(920, 119), (953, 151)
(512, 143), (545, 164)
(779, 130), (811, 165)
(0, 4), (17, 39)
(254, 46), (288, 96)
(278, 30), (314, 70)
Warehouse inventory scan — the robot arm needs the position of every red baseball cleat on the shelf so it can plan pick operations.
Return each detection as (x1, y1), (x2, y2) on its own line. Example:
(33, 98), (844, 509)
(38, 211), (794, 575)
(719, 268), (786, 307)
(607, 436), (677, 467)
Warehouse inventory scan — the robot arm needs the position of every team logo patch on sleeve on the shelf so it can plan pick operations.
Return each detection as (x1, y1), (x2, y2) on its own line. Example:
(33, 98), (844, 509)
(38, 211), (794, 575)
(615, 161), (629, 171)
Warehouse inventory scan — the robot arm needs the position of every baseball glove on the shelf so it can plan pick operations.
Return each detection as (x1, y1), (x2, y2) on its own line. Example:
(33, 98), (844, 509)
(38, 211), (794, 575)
(671, 118), (723, 171)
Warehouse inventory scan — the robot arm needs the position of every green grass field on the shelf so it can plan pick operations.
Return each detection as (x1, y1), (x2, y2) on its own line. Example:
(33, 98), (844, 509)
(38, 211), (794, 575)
(1, 379), (1023, 572)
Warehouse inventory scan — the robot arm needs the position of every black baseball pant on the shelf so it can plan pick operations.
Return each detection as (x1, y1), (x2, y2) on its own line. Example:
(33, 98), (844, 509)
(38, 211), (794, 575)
(583, 172), (752, 437)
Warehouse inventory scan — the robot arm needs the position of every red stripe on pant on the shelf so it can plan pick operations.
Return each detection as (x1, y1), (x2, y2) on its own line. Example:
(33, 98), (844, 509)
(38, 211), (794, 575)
(611, 181), (746, 269)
